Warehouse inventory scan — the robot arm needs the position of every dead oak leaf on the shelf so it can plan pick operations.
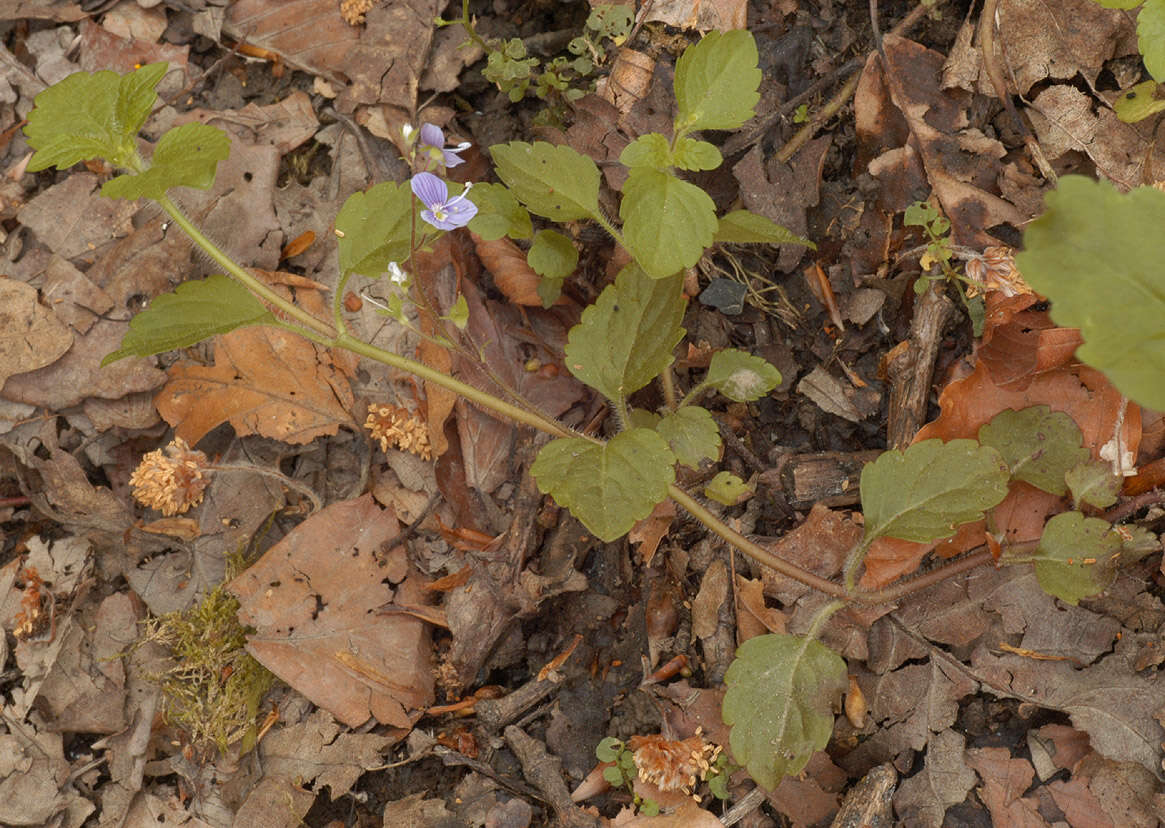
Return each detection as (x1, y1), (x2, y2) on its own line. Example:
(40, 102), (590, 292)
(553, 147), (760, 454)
(155, 326), (356, 446)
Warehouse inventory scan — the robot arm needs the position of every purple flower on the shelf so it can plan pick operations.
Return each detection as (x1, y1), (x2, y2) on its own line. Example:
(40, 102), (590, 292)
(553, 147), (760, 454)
(418, 123), (470, 168)
(411, 172), (477, 231)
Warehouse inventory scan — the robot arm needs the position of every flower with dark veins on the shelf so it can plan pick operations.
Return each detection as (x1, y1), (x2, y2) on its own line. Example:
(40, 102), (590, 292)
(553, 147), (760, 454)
(418, 122), (470, 168)
(411, 172), (477, 231)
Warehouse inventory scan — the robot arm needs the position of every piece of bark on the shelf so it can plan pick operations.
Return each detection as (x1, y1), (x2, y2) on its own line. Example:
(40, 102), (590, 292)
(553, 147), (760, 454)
(830, 763), (897, 828)
(761, 451), (883, 508)
(476, 674), (561, 732)
(886, 285), (955, 448)
(504, 725), (602, 828)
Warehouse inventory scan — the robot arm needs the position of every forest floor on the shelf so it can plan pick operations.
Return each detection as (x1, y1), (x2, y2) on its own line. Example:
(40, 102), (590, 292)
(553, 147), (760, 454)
(1, 0), (1163, 826)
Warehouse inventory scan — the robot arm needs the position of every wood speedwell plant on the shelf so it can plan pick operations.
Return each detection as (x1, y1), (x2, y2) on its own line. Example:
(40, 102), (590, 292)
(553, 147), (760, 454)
(21, 31), (1160, 790)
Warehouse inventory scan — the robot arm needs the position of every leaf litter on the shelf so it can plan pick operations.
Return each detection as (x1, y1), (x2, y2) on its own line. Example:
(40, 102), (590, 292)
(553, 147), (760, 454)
(1, 0), (1164, 826)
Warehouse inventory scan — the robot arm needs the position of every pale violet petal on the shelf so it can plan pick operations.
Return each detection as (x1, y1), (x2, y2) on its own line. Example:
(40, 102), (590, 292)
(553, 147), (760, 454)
(410, 172), (447, 207)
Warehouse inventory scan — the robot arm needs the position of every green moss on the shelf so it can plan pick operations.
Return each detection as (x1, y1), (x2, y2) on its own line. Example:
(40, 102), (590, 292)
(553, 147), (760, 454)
(143, 580), (273, 756)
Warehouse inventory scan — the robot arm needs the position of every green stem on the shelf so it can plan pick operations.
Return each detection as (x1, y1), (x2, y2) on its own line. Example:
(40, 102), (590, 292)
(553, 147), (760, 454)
(802, 599), (845, 644)
(842, 537), (872, 593)
(668, 487), (849, 598)
(659, 367), (677, 411)
(336, 333), (586, 441)
(678, 382), (707, 410)
(333, 270), (352, 337)
(156, 198), (999, 609)
(590, 210), (626, 250)
(157, 195), (336, 340)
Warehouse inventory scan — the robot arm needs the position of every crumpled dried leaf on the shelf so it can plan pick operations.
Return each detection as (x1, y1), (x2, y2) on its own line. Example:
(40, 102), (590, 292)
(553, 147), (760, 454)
(155, 325), (357, 447)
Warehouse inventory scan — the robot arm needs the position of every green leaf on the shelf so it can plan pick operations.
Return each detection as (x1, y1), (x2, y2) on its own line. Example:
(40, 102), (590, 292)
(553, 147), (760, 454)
(705, 471), (752, 505)
(704, 348), (781, 401)
(1114, 80), (1165, 123)
(531, 428), (676, 542)
(1091, 0), (1141, 7)
(860, 439), (1011, 542)
(444, 294), (469, 330)
(595, 736), (622, 762)
(564, 264), (685, 403)
(1065, 459), (1122, 509)
(620, 133), (672, 170)
(714, 210), (815, 248)
(621, 168), (717, 278)
(1116, 524), (1161, 561)
(627, 408), (661, 430)
(335, 181), (415, 277)
(1031, 511), (1122, 605)
(25, 62), (169, 172)
(101, 123), (230, 200)
(1016, 177), (1165, 410)
(102, 275), (274, 365)
(492, 141), (601, 221)
(537, 276), (564, 308)
(674, 30), (761, 134)
(527, 229), (578, 281)
(671, 137), (722, 171)
(903, 201), (939, 228)
(467, 182), (533, 240)
(722, 633), (847, 789)
(656, 406), (721, 468)
(977, 406), (1088, 496)
(602, 766), (624, 786)
(1138, 0), (1165, 81)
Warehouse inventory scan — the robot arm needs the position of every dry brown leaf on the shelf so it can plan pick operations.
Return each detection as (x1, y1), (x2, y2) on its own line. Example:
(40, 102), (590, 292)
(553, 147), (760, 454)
(966, 749), (1046, 826)
(864, 351), (1139, 587)
(0, 278), (72, 387)
(1026, 84), (1148, 190)
(77, 17), (189, 75)
(767, 752), (848, 827)
(971, 645), (1164, 777)
(1045, 777), (1115, 828)
(734, 576), (786, 641)
(155, 326), (356, 447)
(894, 729), (977, 825)
(760, 503), (862, 605)
(691, 559), (728, 640)
(224, 0), (441, 114)
(175, 90), (319, 155)
(599, 48), (656, 116)
(996, 0), (1135, 96)
(644, 0), (747, 31)
(229, 495), (434, 728)
(629, 500), (676, 566)
(612, 800), (722, 827)
(876, 35), (1028, 247)
(40, 255), (114, 335)
(1033, 724), (1093, 774)
(472, 233), (544, 307)
(256, 708), (393, 797)
(914, 362), (1140, 459)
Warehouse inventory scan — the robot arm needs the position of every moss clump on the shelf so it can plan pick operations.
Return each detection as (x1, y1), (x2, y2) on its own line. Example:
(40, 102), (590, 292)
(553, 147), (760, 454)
(143, 582), (273, 756)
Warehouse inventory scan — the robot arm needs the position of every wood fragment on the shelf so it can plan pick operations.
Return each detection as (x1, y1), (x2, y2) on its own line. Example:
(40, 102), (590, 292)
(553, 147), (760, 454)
(886, 285), (955, 449)
(504, 725), (602, 828)
(830, 763), (897, 828)
(475, 674), (561, 732)
(761, 450), (883, 507)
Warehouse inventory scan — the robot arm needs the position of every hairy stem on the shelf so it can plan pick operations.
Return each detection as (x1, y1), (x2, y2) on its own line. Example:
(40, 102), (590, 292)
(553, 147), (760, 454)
(158, 195), (336, 339)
